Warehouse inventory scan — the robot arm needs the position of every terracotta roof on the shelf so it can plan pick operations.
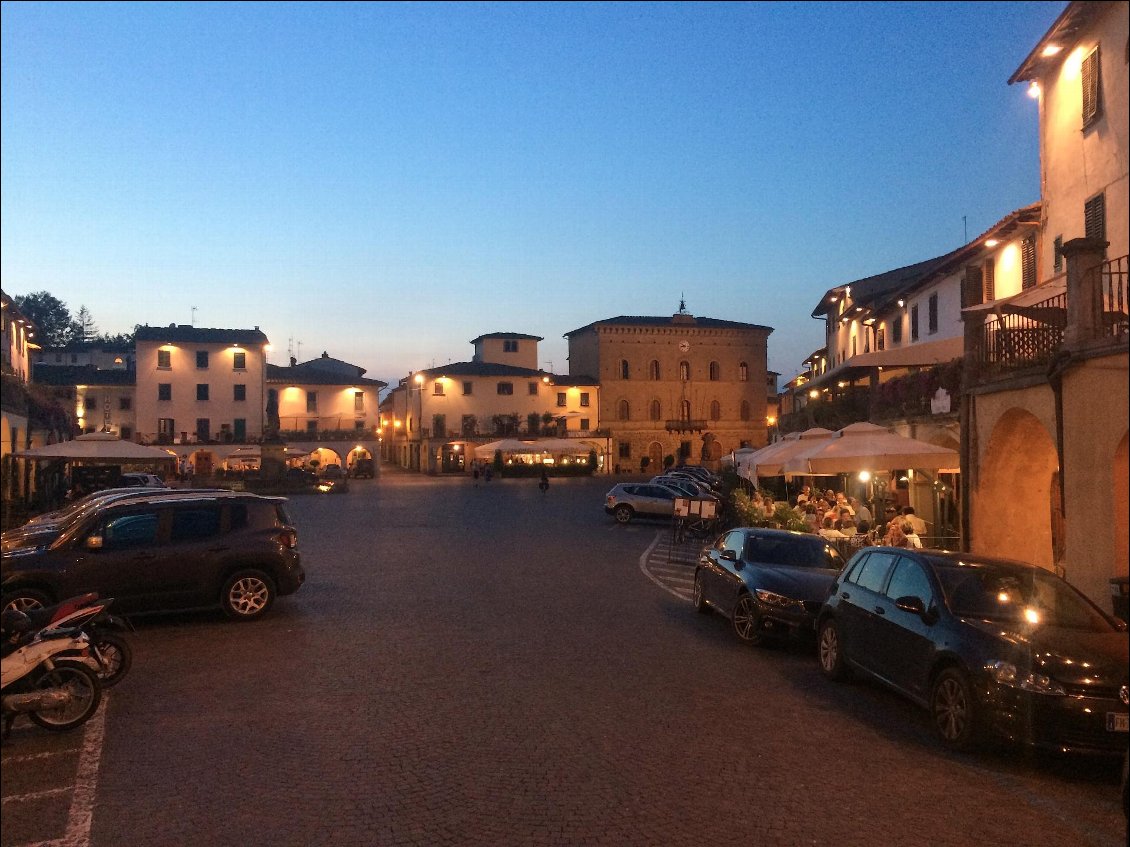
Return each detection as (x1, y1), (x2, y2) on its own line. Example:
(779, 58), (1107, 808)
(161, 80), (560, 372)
(134, 325), (269, 345)
(267, 363), (386, 388)
(469, 332), (543, 344)
(1009, 1), (1112, 84)
(564, 315), (773, 336)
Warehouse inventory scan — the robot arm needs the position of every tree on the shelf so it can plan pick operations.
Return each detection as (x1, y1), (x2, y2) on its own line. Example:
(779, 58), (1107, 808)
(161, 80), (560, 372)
(13, 291), (77, 347)
(74, 305), (97, 344)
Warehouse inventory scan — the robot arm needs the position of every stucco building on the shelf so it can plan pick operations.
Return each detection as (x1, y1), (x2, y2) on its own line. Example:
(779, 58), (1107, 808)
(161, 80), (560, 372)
(961, 0), (1128, 608)
(380, 332), (602, 473)
(564, 306), (773, 471)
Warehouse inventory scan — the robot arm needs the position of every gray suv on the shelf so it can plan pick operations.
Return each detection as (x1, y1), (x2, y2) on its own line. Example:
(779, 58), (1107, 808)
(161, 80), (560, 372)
(604, 483), (684, 524)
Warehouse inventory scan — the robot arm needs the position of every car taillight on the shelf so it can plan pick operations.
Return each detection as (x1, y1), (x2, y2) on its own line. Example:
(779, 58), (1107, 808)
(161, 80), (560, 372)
(279, 529), (298, 549)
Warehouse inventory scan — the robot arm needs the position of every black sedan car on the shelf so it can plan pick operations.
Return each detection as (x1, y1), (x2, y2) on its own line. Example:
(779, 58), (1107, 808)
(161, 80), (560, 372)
(817, 548), (1129, 754)
(694, 527), (846, 645)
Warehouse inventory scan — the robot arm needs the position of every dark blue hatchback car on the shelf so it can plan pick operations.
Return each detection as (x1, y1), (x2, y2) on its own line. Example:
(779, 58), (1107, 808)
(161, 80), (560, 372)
(694, 527), (846, 645)
(816, 548), (1130, 754)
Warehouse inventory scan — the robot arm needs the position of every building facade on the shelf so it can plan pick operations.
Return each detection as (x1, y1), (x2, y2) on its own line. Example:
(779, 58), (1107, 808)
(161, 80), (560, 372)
(380, 333), (602, 473)
(962, 0), (1128, 608)
(564, 307), (773, 471)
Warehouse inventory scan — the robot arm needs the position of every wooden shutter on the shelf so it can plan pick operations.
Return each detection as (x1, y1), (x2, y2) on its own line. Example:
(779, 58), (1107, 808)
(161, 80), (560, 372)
(962, 265), (982, 308)
(1082, 47), (1102, 128)
(1053, 235), (1063, 273)
(1084, 193), (1106, 242)
(1021, 236), (1037, 290)
(982, 260), (995, 302)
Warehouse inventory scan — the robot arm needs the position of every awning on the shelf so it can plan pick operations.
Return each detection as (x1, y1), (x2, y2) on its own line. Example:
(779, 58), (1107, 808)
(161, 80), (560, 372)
(805, 336), (963, 389)
(736, 428), (835, 479)
(781, 422), (959, 475)
(16, 432), (177, 463)
(961, 276), (1067, 316)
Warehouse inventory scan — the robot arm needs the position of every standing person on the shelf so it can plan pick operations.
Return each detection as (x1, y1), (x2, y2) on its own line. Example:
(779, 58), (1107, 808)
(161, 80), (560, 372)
(538, 470), (549, 494)
(484, 465), (493, 483)
(472, 465), (480, 488)
(902, 506), (928, 538)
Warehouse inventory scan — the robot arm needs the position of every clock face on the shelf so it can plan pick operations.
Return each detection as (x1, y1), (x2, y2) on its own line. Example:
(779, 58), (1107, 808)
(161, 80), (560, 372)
(678, 340), (690, 353)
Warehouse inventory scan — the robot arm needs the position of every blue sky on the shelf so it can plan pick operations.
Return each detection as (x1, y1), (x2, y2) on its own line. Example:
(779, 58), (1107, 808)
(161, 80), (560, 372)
(1, 1), (1066, 386)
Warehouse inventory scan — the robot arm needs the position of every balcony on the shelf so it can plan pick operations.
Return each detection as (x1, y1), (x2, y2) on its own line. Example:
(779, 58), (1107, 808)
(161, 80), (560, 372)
(665, 419), (707, 433)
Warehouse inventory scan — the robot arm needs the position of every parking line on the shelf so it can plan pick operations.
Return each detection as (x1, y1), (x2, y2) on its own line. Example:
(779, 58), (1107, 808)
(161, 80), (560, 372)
(60, 694), (107, 847)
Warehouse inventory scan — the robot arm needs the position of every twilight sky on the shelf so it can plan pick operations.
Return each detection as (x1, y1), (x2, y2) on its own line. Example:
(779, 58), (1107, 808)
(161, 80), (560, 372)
(1, 1), (1066, 387)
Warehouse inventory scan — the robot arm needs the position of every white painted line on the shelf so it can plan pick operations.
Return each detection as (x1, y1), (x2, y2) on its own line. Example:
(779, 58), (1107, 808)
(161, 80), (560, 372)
(639, 531), (692, 601)
(2, 749), (81, 763)
(1, 786), (72, 805)
(60, 693), (107, 847)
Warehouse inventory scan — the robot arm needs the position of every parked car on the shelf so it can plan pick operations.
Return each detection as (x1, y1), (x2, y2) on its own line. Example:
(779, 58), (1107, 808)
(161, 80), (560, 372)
(695, 527), (846, 645)
(604, 483), (684, 524)
(652, 475), (719, 500)
(2, 488), (228, 554)
(119, 472), (167, 488)
(351, 458), (375, 478)
(285, 467), (318, 485)
(320, 464), (344, 480)
(816, 548), (1129, 753)
(1, 491), (304, 621)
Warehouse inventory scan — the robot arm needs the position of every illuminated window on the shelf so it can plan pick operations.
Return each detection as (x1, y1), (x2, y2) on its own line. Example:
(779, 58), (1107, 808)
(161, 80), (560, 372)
(157, 350), (171, 368)
(233, 352), (246, 370)
(354, 391), (364, 411)
(556, 392), (567, 407)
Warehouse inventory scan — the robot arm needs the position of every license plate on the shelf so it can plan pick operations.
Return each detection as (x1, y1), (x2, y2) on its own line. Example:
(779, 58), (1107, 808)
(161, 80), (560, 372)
(1107, 712), (1129, 732)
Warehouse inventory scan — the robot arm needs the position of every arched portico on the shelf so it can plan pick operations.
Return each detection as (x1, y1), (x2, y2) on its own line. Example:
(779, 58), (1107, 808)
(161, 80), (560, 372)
(973, 407), (1059, 571)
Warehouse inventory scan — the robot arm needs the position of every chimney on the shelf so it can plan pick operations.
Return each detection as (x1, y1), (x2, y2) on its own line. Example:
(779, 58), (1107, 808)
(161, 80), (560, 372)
(290, 356), (297, 367)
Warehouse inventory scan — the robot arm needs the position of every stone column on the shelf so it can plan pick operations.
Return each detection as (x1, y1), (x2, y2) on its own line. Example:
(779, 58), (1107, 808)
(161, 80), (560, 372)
(1061, 237), (1108, 349)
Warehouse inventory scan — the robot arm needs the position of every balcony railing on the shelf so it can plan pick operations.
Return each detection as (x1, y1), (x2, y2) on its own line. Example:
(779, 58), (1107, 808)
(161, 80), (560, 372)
(975, 290), (1066, 374)
(1094, 254), (1129, 341)
(665, 419), (707, 433)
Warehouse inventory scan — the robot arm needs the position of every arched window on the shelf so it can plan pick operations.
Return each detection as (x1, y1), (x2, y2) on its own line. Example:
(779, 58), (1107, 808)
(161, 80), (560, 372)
(617, 399), (630, 421)
(709, 361), (720, 381)
(680, 399), (691, 421)
(679, 361), (690, 381)
(649, 399), (661, 421)
(710, 400), (721, 420)
(619, 359), (630, 379)
(739, 361), (749, 382)
(740, 400), (750, 421)
(648, 360), (661, 380)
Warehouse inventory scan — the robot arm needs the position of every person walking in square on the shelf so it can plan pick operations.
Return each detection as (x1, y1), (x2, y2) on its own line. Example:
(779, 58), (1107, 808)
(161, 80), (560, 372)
(538, 470), (550, 494)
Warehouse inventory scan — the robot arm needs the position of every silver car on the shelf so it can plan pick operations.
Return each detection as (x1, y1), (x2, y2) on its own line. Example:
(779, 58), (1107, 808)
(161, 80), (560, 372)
(604, 482), (684, 524)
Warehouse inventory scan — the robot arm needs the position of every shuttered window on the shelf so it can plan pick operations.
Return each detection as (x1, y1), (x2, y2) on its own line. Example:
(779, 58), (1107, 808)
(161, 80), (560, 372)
(982, 260), (996, 302)
(1082, 47), (1102, 129)
(1021, 235), (1037, 290)
(1053, 235), (1063, 273)
(928, 293), (939, 334)
(1084, 193), (1106, 242)
(962, 265), (982, 308)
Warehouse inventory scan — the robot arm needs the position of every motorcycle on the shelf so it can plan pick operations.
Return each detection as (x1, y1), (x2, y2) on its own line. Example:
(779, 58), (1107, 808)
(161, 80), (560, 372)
(25, 594), (133, 688)
(2, 611), (103, 738)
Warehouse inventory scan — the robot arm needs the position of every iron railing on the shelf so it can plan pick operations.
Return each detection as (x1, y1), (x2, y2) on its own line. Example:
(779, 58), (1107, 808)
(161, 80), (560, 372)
(1094, 254), (1129, 340)
(976, 290), (1066, 373)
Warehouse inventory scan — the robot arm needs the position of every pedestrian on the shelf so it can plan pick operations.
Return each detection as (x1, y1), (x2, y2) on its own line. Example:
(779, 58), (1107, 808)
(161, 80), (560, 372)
(472, 466), (480, 488)
(484, 465), (493, 483)
(538, 471), (549, 494)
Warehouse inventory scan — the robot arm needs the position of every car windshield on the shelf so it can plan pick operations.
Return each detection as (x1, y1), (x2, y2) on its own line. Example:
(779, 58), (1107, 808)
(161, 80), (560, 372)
(935, 562), (1114, 632)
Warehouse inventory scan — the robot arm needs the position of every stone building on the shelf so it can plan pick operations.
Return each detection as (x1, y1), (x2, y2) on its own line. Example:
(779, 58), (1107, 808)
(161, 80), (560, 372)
(564, 305), (773, 471)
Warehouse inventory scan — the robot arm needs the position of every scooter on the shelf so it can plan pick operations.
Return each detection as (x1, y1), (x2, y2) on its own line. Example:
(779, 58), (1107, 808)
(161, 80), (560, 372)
(2, 611), (103, 739)
(26, 594), (133, 688)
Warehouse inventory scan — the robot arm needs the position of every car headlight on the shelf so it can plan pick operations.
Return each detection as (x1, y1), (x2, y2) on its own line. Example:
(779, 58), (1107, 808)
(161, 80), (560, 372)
(755, 589), (801, 608)
(986, 661), (1066, 696)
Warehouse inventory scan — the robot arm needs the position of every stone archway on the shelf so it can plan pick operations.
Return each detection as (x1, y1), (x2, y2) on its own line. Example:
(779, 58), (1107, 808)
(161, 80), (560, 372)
(974, 407), (1059, 570)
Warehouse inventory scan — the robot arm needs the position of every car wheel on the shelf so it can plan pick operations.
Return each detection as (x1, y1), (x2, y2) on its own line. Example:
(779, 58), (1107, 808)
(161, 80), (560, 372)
(613, 504), (633, 524)
(1, 588), (52, 614)
(692, 571), (708, 613)
(817, 618), (850, 681)
(730, 593), (764, 645)
(220, 570), (276, 621)
(931, 667), (981, 751)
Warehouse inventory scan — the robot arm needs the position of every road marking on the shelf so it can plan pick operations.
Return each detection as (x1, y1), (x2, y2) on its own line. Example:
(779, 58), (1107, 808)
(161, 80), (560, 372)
(2, 786), (72, 806)
(60, 694), (107, 847)
(3, 749), (80, 763)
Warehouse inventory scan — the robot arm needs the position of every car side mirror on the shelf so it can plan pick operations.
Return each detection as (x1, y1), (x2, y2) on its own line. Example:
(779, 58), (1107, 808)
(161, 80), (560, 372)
(85, 535), (104, 551)
(720, 549), (738, 562)
(895, 595), (926, 616)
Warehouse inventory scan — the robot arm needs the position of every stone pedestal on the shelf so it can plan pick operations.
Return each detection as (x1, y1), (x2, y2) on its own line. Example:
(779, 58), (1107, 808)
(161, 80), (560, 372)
(261, 442), (286, 482)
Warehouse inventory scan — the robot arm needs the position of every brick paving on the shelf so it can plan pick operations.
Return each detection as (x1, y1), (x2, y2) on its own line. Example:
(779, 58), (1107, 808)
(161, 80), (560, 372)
(3, 472), (1126, 846)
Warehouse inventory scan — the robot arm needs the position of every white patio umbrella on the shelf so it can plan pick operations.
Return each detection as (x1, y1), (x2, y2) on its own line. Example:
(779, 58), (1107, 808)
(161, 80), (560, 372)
(16, 432), (177, 463)
(736, 428), (835, 480)
(781, 422), (959, 475)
